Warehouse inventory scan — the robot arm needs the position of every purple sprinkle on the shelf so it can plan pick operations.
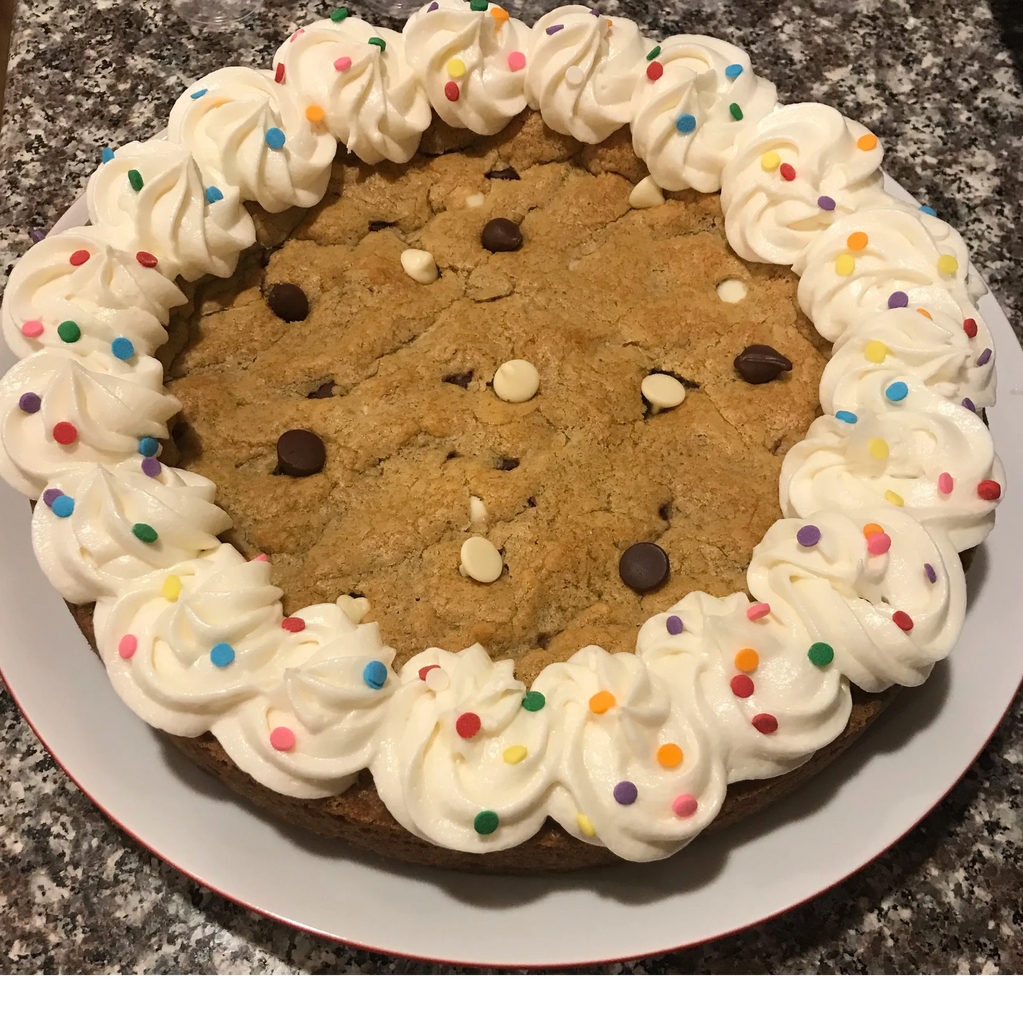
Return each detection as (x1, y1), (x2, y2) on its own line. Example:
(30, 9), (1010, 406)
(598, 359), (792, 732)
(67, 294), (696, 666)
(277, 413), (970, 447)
(962, 397), (977, 412)
(590, 7), (600, 13)
(546, 24), (564, 34)
(30, 228), (47, 243)
(18, 392), (41, 414)
(428, 1), (438, 9)
(797, 524), (822, 547)
(666, 615), (684, 635)
(141, 457), (162, 478)
(613, 781), (638, 805)
(42, 488), (63, 508)
(978, 348), (992, 367)
(888, 291), (909, 309)
(817, 195), (837, 211)
(924, 563), (937, 584)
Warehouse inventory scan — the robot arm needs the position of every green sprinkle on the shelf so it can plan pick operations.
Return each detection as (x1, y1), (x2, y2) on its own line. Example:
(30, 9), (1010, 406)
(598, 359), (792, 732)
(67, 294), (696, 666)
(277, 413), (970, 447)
(522, 691), (545, 712)
(808, 642), (834, 667)
(474, 810), (499, 835)
(57, 320), (81, 344)
(132, 523), (158, 544)
(646, 45), (661, 60)
(329, 7), (348, 21)
(128, 169), (144, 192)
(729, 102), (743, 121)
(367, 36), (386, 52)
(470, 0), (489, 9)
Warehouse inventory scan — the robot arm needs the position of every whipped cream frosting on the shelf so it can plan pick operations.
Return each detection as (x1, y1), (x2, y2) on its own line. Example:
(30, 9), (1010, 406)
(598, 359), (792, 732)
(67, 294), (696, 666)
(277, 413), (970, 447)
(631, 35), (777, 194)
(274, 18), (431, 164)
(0, 7), (1004, 863)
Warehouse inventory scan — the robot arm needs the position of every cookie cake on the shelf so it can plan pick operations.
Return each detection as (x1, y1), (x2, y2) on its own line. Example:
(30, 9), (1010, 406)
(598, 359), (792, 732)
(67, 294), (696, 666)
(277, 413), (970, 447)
(0, 2), (1004, 871)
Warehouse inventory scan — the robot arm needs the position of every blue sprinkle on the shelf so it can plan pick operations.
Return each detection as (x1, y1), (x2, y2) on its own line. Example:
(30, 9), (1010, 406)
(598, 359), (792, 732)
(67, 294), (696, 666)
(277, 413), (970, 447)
(111, 337), (134, 361)
(51, 495), (75, 518)
(101, 146), (115, 164)
(211, 642), (235, 667)
(363, 660), (388, 689)
(206, 185), (224, 203)
(191, 88), (208, 99)
(725, 63), (743, 78)
(835, 410), (858, 424)
(885, 381), (909, 402)
(919, 204), (937, 217)
(676, 113), (697, 134)
(265, 127), (286, 150)
(138, 436), (159, 457)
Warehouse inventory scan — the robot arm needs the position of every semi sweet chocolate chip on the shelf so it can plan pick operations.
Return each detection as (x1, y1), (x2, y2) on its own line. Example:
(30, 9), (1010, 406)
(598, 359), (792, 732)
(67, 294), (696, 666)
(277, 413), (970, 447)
(307, 380), (335, 399)
(619, 542), (670, 594)
(497, 457), (519, 471)
(267, 283), (309, 323)
(734, 344), (793, 384)
(486, 167), (520, 181)
(481, 218), (523, 253)
(443, 370), (474, 388)
(276, 429), (326, 477)
(368, 220), (394, 232)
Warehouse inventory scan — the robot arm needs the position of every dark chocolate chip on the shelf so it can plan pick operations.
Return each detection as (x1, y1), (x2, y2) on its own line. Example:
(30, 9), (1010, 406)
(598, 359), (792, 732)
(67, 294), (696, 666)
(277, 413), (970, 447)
(526, 496), (537, 507)
(658, 501), (673, 522)
(276, 429), (326, 477)
(497, 457), (519, 471)
(481, 218), (523, 253)
(267, 283), (309, 323)
(486, 167), (520, 181)
(443, 370), (474, 388)
(536, 632), (552, 649)
(348, 591), (364, 599)
(368, 221), (394, 232)
(619, 542), (670, 594)
(734, 344), (793, 385)
(307, 380), (335, 399)
(446, 450), (460, 460)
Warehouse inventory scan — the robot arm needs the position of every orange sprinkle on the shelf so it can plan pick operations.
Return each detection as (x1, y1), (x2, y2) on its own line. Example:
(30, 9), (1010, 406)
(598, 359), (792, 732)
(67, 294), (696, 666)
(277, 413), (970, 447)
(863, 522), (884, 538)
(490, 5), (509, 20)
(734, 648), (759, 673)
(305, 104), (325, 123)
(589, 690), (616, 715)
(918, 308), (933, 319)
(847, 231), (868, 251)
(657, 743), (683, 768)
(857, 133), (878, 151)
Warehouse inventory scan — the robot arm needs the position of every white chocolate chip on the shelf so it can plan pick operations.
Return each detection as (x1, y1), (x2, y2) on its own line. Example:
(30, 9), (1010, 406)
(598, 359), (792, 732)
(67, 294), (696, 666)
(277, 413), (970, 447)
(641, 373), (687, 414)
(629, 175), (665, 209)
(493, 359), (540, 403)
(470, 495), (487, 525)
(465, 192), (485, 208)
(460, 536), (503, 583)
(400, 248), (439, 284)
(424, 666), (450, 692)
(565, 66), (585, 87)
(336, 594), (371, 624)
(716, 278), (748, 303)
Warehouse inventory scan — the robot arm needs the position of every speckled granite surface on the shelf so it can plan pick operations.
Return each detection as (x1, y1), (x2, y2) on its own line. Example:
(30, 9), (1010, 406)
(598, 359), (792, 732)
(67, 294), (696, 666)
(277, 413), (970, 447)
(1, 0), (1022, 974)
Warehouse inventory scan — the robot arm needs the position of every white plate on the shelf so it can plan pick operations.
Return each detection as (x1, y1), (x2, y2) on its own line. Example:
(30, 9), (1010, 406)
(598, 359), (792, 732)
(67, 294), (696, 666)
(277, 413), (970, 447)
(1, 183), (1021, 968)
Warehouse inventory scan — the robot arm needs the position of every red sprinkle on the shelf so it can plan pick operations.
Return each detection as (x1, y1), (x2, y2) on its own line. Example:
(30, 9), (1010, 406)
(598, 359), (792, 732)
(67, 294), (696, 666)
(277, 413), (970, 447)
(752, 713), (778, 734)
(444, 81), (460, 102)
(52, 421), (77, 445)
(419, 664), (441, 681)
(281, 616), (306, 633)
(455, 712), (481, 739)
(69, 249), (91, 266)
(977, 479), (1001, 501)
(275, 62), (286, 84)
(963, 318), (978, 339)
(780, 163), (796, 181)
(136, 251), (158, 269)
(730, 674), (754, 698)
(892, 611), (914, 632)
(646, 60), (664, 81)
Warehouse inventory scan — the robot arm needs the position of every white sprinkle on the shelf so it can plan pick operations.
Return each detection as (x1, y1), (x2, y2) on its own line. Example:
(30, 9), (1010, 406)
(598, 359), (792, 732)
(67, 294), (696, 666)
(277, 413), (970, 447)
(493, 359), (540, 403)
(460, 536), (503, 583)
(336, 594), (371, 624)
(466, 192), (485, 207)
(641, 373), (687, 413)
(629, 175), (665, 209)
(400, 248), (439, 284)
(470, 495), (487, 525)
(716, 278), (748, 303)
(424, 666), (450, 692)
(565, 65), (585, 87)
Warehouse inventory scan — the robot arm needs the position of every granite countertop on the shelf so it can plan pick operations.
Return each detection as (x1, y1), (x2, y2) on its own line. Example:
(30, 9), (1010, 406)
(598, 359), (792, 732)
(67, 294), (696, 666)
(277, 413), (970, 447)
(2, 0), (1022, 974)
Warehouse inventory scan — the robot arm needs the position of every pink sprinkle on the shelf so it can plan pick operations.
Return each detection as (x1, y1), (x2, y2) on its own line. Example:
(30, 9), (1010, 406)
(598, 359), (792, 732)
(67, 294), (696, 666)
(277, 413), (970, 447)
(334, 56), (352, 72)
(251, 553), (269, 561)
(673, 794), (698, 819)
(269, 726), (295, 752)
(866, 531), (892, 556)
(746, 602), (770, 621)
(118, 634), (138, 659)
(938, 472), (954, 495)
(507, 51), (526, 72)
(21, 320), (44, 338)
(291, 29), (304, 41)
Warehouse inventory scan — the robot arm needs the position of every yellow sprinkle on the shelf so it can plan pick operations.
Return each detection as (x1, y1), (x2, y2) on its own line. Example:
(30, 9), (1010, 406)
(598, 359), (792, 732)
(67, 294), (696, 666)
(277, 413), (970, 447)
(864, 340), (889, 364)
(162, 575), (182, 602)
(761, 150), (781, 172)
(835, 253), (856, 276)
(868, 438), (889, 460)
(446, 57), (466, 79)
(937, 254), (959, 276)
(503, 744), (527, 764)
(577, 813), (595, 837)
(305, 104), (325, 123)
(885, 489), (905, 507)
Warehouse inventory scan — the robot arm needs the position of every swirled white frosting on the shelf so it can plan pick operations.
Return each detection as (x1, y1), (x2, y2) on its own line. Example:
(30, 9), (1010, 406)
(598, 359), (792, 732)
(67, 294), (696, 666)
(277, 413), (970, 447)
(404, 1), (530, 136)
(167, 67), (337, 213)
(0, 350), (179, 498)
(0, 227), (187, 361)
(85, 139), (254, 281)
(721, 103), (892, 264)
(630, 35), (777, 194)
(32, 458), (231, 604)
(274, 18), (430, 164)
(525, 6), (651, 144)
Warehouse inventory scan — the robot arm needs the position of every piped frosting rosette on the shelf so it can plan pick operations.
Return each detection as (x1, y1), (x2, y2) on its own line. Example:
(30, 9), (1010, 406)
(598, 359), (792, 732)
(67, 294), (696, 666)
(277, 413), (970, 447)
(630, 35), (777, 194)
(404, 0), (530, 135)
(0, 226), (187, 361)
(167, 67), (337, 213)
(86, 140), (255, 281)
(721, 103), (892, 265)
(274, 17), (430, 164)
(525, 6), (651, 144)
